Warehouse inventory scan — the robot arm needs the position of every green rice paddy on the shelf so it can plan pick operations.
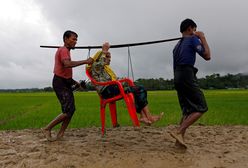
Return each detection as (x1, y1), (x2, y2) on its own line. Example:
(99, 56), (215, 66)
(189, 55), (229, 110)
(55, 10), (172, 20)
(0, 89), (247, 130)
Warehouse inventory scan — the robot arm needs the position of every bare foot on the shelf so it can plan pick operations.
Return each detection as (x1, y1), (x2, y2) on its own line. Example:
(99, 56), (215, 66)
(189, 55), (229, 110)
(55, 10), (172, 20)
(56, 135), (65, 141)
(139, 117), (152, 126)
(169, 131), (187, 149)
(150, 112), (164, 123)
(175, 140), (187, 149)
(41, 128), (54, 141)
(56, 132), (65, 141)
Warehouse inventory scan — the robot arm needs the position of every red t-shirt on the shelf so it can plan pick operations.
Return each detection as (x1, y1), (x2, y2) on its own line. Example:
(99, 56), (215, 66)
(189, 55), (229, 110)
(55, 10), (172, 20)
(53, 47), (72, 79)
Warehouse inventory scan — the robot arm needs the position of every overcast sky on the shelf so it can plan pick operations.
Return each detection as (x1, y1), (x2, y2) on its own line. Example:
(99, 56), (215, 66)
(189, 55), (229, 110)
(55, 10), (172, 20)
(1, 0), (248, 89)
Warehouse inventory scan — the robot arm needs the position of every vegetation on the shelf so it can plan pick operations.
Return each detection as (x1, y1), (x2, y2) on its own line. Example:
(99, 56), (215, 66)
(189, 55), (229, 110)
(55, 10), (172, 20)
(135, 73), (248, 90)
(199, 73), (248, 89)
(0, 90), (247, 130)
(1, 73), (247, 93)
(87, 73), (248, 91)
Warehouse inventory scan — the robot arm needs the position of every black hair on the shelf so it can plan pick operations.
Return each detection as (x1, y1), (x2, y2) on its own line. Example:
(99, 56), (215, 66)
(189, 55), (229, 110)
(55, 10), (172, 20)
(63, 30), (78, 42)
(180, 19), (197, 33)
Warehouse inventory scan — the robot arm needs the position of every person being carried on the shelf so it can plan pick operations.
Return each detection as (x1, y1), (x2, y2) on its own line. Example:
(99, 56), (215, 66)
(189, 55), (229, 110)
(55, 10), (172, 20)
(42, 30), (94, 141)
(87, 42), (164, 125)
(170, 18), (211, 148)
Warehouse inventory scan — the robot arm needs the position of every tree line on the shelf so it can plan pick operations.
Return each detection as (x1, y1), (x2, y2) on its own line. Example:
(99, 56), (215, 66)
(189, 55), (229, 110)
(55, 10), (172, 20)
(1, 73), (248, 92)
(86, 73), (248, 91)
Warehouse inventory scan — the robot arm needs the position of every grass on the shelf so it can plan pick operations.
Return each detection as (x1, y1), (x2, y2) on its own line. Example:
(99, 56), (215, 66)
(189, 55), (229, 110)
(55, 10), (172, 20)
(200, 90), (248, 125)
(0, 89), (248, 130)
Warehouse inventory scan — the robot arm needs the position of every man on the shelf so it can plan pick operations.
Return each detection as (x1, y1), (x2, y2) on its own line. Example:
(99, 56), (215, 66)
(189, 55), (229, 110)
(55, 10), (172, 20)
(170, 19), (211, 148)
(88, 42), (163, 125)
(42, 30), (93, 141)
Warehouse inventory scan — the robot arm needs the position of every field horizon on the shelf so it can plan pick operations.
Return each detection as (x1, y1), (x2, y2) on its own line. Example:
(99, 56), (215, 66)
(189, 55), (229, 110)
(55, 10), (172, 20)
(0, 89), (248, 130)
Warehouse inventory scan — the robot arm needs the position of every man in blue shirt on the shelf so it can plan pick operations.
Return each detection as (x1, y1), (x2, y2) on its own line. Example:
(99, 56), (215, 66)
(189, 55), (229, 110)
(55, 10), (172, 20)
(170, 19), (211, 148)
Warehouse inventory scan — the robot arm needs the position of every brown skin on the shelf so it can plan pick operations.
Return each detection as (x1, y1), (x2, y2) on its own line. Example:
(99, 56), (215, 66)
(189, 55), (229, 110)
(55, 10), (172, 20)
(63, 34), (94, 68)
(183, 27), (211, 61)
(194, 31), (211, 60)
(42, 33), (94, 141)
(172, 27), (211, 148)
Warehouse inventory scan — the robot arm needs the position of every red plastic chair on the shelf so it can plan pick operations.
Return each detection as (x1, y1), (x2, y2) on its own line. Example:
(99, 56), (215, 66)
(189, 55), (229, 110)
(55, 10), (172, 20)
(86, 69), (140, 135)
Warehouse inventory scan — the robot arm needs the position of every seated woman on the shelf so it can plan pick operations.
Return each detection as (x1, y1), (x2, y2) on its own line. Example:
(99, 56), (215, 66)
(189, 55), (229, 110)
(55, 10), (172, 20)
(87, 42), (164, 125)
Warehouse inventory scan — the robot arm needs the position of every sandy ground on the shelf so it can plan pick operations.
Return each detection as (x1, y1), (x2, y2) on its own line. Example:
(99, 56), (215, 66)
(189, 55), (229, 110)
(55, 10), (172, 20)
(0, 125), (247, 168)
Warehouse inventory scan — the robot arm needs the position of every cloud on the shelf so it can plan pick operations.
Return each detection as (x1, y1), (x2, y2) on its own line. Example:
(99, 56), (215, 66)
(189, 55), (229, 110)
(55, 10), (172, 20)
(1, 0), (248, 89)
(0, 0), (59, 88)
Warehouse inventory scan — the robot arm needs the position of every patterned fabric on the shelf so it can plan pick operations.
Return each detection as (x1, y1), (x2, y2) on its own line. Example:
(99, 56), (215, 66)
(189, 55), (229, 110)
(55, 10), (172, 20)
(128, 85), (148, 113)
(91, 56), (112, 92)
(90, 52), (149, 113)
(101, 85), (148, 113)
(86, 51), (117, 80)
(86, 50), (102, 72)
(52, 75), (75, 117)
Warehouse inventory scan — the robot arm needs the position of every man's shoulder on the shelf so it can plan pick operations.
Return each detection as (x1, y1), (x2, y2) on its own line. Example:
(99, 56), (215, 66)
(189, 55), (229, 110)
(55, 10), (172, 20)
(57, 46), (69, 52)
(56, 46), (70, 57)
(182, 36), (195, 42)
(181, 36), (200, 47)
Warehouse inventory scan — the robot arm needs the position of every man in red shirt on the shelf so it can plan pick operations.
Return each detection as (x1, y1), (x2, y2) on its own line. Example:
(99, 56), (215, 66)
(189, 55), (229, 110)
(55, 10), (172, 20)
(42, 30), (93, 141)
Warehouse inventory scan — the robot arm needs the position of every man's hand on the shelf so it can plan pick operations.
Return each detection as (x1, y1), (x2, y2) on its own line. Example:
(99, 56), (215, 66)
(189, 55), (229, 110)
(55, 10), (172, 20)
(194, 31), (211, 60)
(194, 31), (205, 39)
(63, 57), (94, 68)
(86, 57), (94, 64)
(72, 80), (87, 91)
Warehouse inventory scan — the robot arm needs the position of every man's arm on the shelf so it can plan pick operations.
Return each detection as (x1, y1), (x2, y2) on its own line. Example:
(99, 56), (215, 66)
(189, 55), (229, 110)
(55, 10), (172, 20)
(63, 57), (94, 68)
(194, 31), (211, 61)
